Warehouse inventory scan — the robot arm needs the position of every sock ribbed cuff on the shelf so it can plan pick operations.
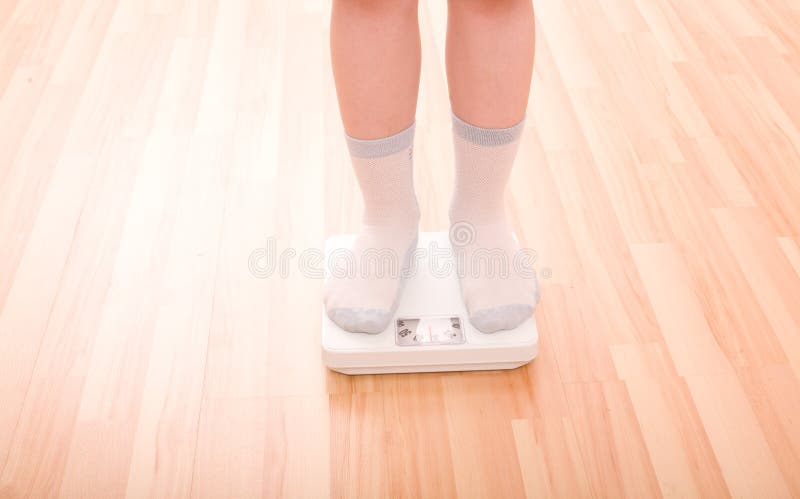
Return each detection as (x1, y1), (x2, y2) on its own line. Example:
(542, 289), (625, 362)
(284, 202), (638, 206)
(346, 122), (415, 158)
(451, 113), (525, 147)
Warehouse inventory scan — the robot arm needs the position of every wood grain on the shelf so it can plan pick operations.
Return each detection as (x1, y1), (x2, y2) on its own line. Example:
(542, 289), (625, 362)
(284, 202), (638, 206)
(1, 0), (799, 497)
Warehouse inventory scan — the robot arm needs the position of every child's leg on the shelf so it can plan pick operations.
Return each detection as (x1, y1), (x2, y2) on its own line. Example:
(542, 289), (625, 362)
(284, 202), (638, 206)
(331, 0), (421, 138)
(326, 0), (421, 333)
(445, 0), (538, 333)
(446, 0), (535, 128)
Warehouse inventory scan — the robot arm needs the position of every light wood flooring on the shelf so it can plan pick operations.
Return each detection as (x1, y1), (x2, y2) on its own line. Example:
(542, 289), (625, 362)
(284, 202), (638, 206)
(1, 0), (800, 497)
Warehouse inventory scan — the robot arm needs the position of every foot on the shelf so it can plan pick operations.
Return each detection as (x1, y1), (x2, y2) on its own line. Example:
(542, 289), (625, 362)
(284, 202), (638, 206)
(451, 222), (539, 333)
(325, 224), (418, 333)
(448, 113), (538, 333)
(325, 123), (419, 333)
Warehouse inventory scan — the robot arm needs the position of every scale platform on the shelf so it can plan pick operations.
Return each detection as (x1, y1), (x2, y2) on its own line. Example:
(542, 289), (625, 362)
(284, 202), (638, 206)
(322, 232), (539, 375)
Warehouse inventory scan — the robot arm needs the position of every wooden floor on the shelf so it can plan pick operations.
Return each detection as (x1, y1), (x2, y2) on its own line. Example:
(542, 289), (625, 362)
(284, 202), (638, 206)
(2, 0), (800, 497)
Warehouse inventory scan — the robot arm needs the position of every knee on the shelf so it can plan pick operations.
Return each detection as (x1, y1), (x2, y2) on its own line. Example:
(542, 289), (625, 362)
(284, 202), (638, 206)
(335, 0), (418, 19)
(450, 0), (532, 18)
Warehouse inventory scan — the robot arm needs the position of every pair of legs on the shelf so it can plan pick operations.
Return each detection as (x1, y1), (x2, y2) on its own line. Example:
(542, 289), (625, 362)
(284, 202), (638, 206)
(326, 0), (538, 333)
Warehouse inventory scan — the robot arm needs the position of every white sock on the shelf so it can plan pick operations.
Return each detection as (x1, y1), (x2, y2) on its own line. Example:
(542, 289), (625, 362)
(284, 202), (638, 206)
(325, 123), (420, 333)
(450, 113), (540, 333)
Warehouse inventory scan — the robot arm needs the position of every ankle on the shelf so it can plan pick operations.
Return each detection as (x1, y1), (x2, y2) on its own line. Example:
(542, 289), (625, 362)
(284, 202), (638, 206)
(449, 206), (506, 227)
(362, 208), (419, 235)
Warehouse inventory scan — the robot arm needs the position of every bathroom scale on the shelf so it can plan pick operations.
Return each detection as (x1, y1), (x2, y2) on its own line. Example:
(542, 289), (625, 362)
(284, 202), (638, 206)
(322, 232), (539, 374)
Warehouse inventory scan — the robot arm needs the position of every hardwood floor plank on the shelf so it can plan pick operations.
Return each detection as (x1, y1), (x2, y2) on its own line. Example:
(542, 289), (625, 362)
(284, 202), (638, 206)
(611, 342), (730, 497)
(563, 380), (662, 498)
(512, 418), (555, 499)
(686, 373), (792, 497)
(713, 208), (800, 379)
(630, 243), (732, 376)
(441, 373), (528, 498)
(0, 139), (140, 497)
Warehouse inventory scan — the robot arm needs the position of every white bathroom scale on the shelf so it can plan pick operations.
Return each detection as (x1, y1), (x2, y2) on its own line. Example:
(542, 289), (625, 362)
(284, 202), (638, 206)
(322, 232), (539, 375)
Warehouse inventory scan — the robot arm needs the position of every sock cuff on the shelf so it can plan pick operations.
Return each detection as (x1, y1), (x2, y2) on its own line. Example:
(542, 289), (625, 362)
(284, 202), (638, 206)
(346, 122), (415, 158)
(451, 113), (525, 147)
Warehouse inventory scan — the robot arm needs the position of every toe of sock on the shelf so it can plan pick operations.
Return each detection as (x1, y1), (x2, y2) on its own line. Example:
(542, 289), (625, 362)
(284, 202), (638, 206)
(470, 303), (534, 333)
(328, 307), (392, 334)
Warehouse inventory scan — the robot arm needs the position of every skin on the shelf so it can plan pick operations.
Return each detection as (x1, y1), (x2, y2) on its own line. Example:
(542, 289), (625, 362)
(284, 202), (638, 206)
(330, 0), (536, 137)
(445, 0), (536, 128)
(330, 0), (422, 139)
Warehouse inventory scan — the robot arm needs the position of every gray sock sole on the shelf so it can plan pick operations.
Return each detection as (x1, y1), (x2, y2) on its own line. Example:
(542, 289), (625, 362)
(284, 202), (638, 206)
(326, 236), (418, 335)
(469, 303), (534, 334)
(327, 307), (393, 334)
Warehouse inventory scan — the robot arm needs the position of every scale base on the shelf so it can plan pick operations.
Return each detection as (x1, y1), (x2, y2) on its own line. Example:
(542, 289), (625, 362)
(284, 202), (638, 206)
(322, 232), (539, 375)
(332, 360), (531, 376)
